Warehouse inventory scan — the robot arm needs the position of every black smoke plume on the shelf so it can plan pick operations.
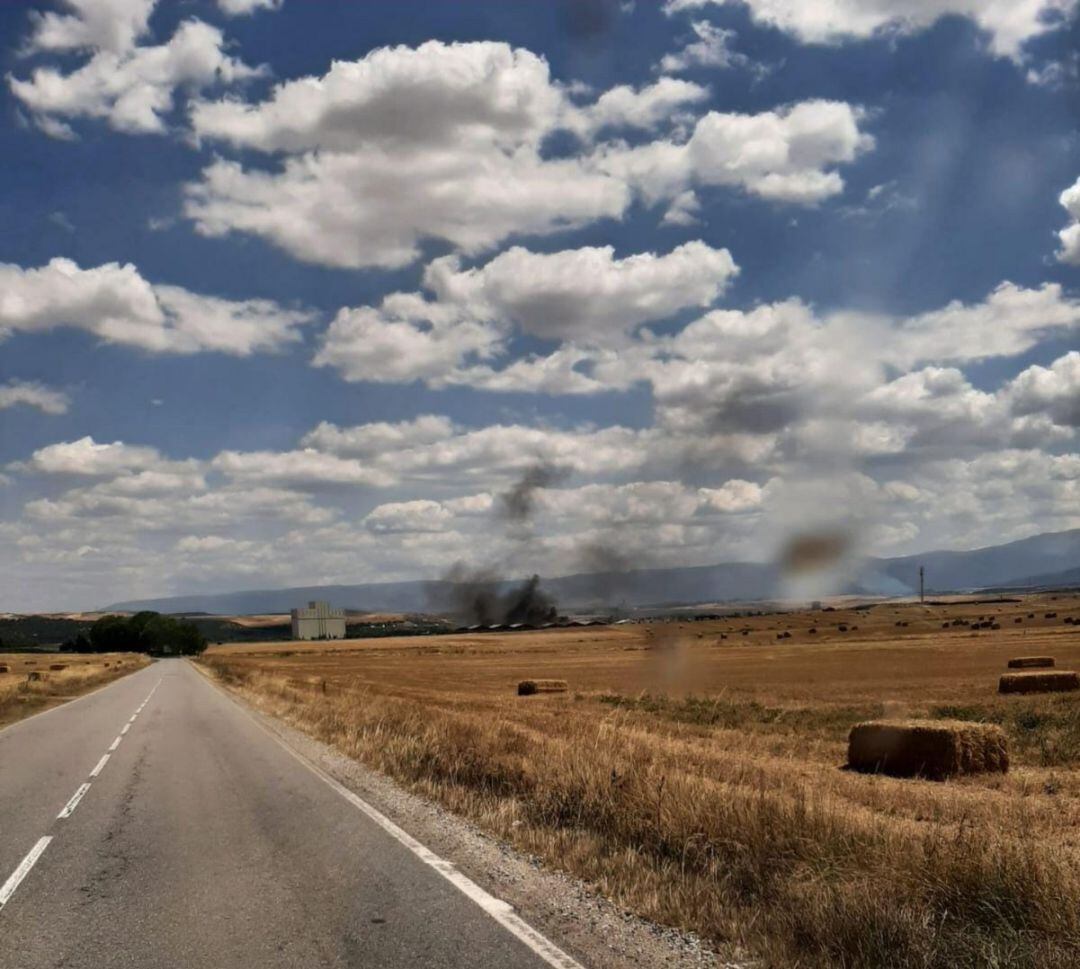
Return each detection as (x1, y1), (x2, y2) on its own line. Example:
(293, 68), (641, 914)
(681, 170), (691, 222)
(437, 464), (565, 625)
(498, 463), (567, 524)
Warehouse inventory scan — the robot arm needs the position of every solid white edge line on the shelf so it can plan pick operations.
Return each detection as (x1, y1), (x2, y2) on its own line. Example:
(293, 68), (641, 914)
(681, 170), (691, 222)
(57, 783), (92, 820)
(196, 665), (584, 969)
(0, 837), (52, 911)
(89, 753), (110, 778)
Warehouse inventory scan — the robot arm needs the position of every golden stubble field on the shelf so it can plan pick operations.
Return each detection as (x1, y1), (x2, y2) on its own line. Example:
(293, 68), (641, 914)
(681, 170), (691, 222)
(202, 593), (1080, 969)
(0, 653), (148, 728)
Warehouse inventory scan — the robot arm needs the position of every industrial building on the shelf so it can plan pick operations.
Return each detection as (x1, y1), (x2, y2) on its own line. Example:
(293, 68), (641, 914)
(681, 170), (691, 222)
(290, 600), (347, 641)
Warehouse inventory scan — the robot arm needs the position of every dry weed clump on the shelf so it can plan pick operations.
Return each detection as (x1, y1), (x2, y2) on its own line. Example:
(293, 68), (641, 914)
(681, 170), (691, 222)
(1000, 671), (1080, 694)
(847, 719), (1008, 779)
(199, 651), (1080, 969)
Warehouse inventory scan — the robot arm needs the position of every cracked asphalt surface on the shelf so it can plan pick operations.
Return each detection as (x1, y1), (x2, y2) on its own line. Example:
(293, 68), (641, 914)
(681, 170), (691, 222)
(0, 659), (579, 969)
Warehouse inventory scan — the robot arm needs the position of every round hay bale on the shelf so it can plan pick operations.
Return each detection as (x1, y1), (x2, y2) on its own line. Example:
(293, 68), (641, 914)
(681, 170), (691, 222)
(0, 665), (9, 673)
(517, 679), (568, 696)
(848, 719), (1008, 780)
(1007, 656), (1055, 669)
(999, 670), (1079, 694)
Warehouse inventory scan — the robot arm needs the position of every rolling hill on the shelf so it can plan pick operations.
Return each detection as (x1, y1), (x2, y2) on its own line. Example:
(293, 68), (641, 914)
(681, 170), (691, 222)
(104, 528), (1080, 615)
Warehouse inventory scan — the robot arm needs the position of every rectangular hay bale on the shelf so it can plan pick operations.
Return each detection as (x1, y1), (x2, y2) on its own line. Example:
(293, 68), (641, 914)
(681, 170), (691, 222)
(517, 679), (568, 696)
(49, 664), (66, 671)
(999, 670), (1079, 694)
(848, 719), (1008, 780)
(1007, 656), (1055, 669)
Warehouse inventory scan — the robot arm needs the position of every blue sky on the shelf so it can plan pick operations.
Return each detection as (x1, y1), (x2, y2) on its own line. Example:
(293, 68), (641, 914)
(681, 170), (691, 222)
(1, 0), (1078, 611)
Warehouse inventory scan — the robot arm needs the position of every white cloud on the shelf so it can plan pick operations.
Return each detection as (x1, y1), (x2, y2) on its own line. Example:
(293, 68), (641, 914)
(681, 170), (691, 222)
(26, 0), (156, 54)
(217, 0), (282, 16)
(189, 40), (566, 153)
(423, 241), (737, 343)
(1056, 177), (1080, 265)
(597, 99), (873, 205)
(11, 9), (262, 136)
(888, 282), (1080, 366)
(0, 257), (312, 354)
(211, 449), (395, 489)
(1006, 352), (1080, 427)
(301, 415), (456, 457)
(303, 418), (659, 482)
(186, 41), (628, 268)
(0, 380), (70, 415)
(364, 500), (455, 533)
(25, 436), (188, 477)
(662, 190), (702, 226)
(569, 77), (709, 136)
(315, 240), (737, 384)
(663, 0), (1078, 60)
(659, 20), (747, 73)
(186, 40), (871, 268)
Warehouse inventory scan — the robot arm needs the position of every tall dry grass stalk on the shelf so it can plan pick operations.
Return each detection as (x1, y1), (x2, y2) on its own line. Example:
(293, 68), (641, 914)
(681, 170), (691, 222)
(200, 656), (1080, 968)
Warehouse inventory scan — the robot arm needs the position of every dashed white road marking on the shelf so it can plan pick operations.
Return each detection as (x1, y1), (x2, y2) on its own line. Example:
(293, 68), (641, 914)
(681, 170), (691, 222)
(57, 784), (91, 820)
(0, 838), (52, 912)
(0, 676), (163, 917)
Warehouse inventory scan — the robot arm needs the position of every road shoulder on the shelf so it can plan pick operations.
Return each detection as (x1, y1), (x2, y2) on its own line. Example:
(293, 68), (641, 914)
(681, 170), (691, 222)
(194, 662), (729, 969)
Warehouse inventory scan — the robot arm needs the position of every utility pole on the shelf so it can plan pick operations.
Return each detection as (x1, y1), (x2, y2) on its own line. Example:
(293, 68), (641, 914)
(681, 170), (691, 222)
(919, 566), (925, 604)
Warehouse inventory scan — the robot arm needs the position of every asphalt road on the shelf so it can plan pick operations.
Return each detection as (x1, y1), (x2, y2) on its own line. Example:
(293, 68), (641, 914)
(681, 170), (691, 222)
(0, 659), (582, 969)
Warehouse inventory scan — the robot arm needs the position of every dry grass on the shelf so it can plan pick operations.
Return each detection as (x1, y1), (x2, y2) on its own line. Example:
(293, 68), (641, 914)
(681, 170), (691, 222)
(0, 653), (149, 727)
(200, 592), (1080, 968)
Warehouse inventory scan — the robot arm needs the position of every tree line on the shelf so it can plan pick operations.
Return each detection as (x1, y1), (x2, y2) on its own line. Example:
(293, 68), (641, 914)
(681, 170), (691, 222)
(62, 612), (206, 656)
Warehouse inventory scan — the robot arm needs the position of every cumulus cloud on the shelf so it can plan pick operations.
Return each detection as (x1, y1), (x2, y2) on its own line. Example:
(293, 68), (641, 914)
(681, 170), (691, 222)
(314, 240), (737, 384)
(217, 0), (282, 16)
(304, 418), (659, 482)
(0, 257), (313, 354)
(185, 42), (627, 268)
(1056, 178), (1080, 265)
(1006, 352), (1080, 427)
(422, 241), (737, 343)
(663, 0), (1078, 60)
(7, 380), (1080, 608)
(596, 99), (873, 205)
(11, 7), (263, 137)
(568, 77), (709, 136)
(659, 20), (748, 73)
(22, 436), (197, 478)
(25, 0), (156, 54)
(0, 380), (70, 415)
(185, 40), (871, 268)
(887, 282), (1080, 366)
(210, 449), (395, 489)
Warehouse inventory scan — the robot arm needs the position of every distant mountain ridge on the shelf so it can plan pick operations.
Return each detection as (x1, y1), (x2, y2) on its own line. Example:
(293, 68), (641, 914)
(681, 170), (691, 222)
(105, 528), (1080, 615)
